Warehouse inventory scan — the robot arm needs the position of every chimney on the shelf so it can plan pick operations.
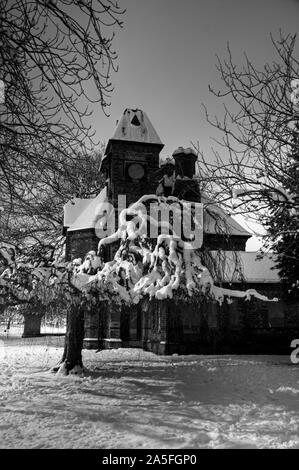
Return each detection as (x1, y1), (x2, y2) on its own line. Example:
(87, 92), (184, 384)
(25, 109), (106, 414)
(172, 147), (197, 179)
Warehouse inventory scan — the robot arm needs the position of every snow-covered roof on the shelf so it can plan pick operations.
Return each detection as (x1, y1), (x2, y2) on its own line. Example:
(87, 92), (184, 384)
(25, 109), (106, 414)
(210, 251), (280, 283)
(64, 190), (251, 238)
(202, 196), (251, 238)
(160, 157), (175, 167)
(204, 211), (251, 237)
(63, 198), (93, 229)
(106, 108), (163, 151)
(66, 187), (107, 232)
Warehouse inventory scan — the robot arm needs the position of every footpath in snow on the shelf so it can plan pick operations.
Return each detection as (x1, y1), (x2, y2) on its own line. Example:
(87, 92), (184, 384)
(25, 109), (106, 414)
(0, 335), (299, 449)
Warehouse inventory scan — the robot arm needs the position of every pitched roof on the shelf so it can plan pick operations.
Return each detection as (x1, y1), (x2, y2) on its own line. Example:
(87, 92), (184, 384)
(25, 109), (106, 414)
(202, 195), (251, 238)
(63, 198), (93, 229)
(106, 108), (163, 149)
(64, 189), (251, 239)
(65, 187), (107, 232)
(210, 251), (280, 283)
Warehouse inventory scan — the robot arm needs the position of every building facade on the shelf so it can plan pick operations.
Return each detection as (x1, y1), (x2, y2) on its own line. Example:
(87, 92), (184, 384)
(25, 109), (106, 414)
(64, 108), (299, 355)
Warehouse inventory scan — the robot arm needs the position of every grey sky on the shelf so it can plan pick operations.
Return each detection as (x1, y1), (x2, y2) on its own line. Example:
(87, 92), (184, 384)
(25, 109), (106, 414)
(91, 0), (299, 160)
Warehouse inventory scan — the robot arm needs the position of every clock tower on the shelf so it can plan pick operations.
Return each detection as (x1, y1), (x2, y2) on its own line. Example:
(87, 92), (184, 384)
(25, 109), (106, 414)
(101, 108), (164, 207)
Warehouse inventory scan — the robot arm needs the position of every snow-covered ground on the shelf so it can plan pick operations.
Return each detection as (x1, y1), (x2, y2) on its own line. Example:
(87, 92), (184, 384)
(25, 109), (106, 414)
(0, 336), (299, 449)
(0, 324), (66, 337)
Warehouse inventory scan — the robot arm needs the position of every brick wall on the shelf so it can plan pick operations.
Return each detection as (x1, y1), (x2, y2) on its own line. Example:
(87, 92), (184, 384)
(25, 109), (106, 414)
(143, 291), (299, 355)
(66, 229), (99, 261)
(104, 140), (162, 207)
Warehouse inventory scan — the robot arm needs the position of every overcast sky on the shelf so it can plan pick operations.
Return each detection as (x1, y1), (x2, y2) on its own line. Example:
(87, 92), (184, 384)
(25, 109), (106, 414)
(92, 0), (299, 161)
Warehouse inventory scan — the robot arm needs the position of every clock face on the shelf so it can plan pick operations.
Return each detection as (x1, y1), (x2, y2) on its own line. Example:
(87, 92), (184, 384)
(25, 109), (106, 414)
(127, 163), (145, 180)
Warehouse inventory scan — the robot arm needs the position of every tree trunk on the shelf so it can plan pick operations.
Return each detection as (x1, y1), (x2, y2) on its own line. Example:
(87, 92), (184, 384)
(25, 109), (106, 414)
(22, 312), (43, 337)
(51, 300), (85, 375)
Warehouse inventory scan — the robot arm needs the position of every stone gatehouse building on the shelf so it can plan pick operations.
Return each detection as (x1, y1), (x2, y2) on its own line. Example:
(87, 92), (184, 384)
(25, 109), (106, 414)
(63, 108), (299, 355)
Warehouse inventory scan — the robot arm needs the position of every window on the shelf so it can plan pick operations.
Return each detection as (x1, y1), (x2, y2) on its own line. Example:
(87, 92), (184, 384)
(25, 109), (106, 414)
(131, 115), (141, 126)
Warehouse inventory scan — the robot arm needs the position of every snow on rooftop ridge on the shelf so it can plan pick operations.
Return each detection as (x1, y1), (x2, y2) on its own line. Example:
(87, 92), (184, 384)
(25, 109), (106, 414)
(172, 147), (197, 157)
(109, 108), (163, 146)
(160, 156), (175, 167)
